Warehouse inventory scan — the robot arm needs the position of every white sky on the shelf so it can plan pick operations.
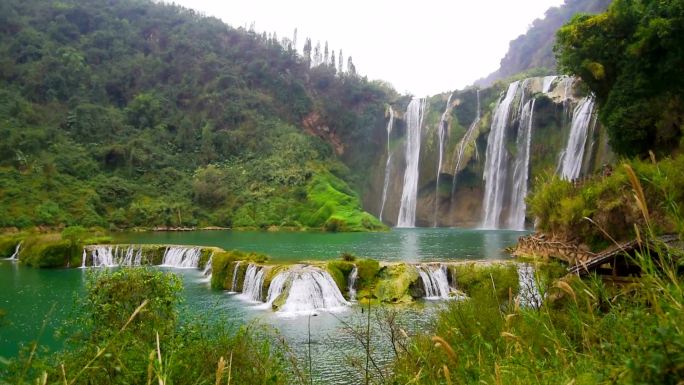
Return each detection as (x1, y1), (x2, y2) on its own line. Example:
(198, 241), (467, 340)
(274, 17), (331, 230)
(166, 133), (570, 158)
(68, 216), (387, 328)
(172, 0), (565, 96)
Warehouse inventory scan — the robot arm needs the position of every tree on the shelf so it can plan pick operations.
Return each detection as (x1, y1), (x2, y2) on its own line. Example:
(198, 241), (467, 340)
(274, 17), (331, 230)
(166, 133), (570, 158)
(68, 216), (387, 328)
(303, 37), (312, 67)
(324, 41), (329, 65)
(555, 0), (684, 157)
(347, 56), (356, 76)
(313, 41), (322, 67)
(338, 50), (344, 73)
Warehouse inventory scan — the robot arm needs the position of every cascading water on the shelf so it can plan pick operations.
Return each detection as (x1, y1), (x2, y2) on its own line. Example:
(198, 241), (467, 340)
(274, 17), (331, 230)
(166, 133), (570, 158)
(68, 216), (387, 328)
(202, 254), (213, 277)
(86, 245), (143, 267)
(559, 97), (596, 181)
(433, 93), (453, 227)
(276, 267), (350, 315)
(517, 264), (542, 308)
(507, 99), (536, 230)
(239, 264), (265, 302)
(378, 106), (395, 222)
(451, 89), (481, 197)
(397, 98), (427, 228)
(417, 264), (451, 299)
(161, 247), (201, 268)
(347, 265), (359, 301)
(542, 75), (557, 93)
(81, 249), (86, 268)
(6, 242), (21, 260)
(482, 81), (521, 229)
(230, 261), (242, 292)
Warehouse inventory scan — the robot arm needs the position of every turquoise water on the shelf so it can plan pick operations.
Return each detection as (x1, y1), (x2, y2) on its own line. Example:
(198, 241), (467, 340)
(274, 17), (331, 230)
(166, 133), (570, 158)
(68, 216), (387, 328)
(0, 228), (526, 383)
(114, 228), (524, 261)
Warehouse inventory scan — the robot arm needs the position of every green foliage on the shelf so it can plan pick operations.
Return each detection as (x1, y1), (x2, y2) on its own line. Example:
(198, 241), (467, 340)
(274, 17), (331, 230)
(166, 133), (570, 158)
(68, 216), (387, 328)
(1, 268), (291, 384)
(555, 0), (684, 156)
(527, 156), (684, 248)
(372, 263), (421, 303)
(450, 263), (519, 302)
(356, 258), (380, 289)
(326, 260), (355, 294)
(0, 0), (393, 231)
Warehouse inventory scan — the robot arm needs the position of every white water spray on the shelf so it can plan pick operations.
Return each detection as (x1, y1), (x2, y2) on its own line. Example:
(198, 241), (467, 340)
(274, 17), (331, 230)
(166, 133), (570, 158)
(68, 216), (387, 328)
(6, 242), (21, 260)
(559, 97), (596, 181)
(239, 264), (265, 302)
(397, 98), (427, 228)
(417, 264), (451, 299)
(276, 266), (350, 315)
(517, 264), (542, 308)
(161, 247), (201, 268)
(507, 99), (536, 230)
(433, 93), (453, 227)
(347, 265), (358, 301)
(378, 106), (395, 222)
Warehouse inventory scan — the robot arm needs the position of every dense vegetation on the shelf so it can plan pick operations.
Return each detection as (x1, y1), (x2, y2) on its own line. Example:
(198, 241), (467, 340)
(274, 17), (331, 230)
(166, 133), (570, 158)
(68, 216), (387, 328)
(476, 0), (610, 87)
(1, 268), (291, 385)
(0, 0), (394, 231)
(555, 0), (684, 157)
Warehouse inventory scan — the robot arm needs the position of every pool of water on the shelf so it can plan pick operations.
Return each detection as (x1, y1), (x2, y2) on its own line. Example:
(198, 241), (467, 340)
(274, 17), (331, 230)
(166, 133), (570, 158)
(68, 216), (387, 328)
(114, 228), (525, 261)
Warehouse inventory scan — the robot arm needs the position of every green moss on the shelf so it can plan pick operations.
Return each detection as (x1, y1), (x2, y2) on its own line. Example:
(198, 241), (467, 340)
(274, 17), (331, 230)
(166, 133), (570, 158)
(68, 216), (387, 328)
(0, 234), (22, 258)
(450, 263), (519, 302)
(326, 260), (355, 294)
(24, 240), (72, 268)
(373, 263), (421, 303)
(356, 258), (380, 289)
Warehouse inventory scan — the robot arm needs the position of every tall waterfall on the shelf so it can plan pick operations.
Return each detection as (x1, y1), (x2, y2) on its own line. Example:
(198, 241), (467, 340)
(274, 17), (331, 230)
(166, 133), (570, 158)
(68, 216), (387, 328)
(482, 81), (521, 229)
(347, 265), (358, 301)
(507, 99), (536, 230)
(451, 89), (481, 198)
(230, 261), (242, 292)
(417, 264), (451, 299)
(517, 264), (542, 308)
(161, 247), (201, 268)
(397, 98), (427, 228)
(276, 267), (350, 315)
(6, 242), (21, 260)
(378, 106), (395, 222)
(559, 97), (596, 180)
(433, 93), (453, 227)
(239, 264), (265, 302)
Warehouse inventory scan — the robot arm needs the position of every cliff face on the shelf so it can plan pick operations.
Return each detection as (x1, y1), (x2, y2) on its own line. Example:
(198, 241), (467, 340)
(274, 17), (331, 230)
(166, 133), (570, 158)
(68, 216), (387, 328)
(365, 76), (614, 229)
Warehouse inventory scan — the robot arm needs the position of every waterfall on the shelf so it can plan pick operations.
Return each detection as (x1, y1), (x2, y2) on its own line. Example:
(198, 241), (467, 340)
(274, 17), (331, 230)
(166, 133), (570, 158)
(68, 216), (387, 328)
(263, 270), (291, 305)
(276, 267), (350, 315)
(239, 264), (265, 302)
(559, 97), (596, 181)
(161, 247), (201, 268)
(507, 99), (536, 230)
(90, 246), (117, 267)
(397, 98), (427, 228)
(451, 89), (481, 197)
(230, 261), (242, 292)
(433, 93), (453, 227)
(347, 265), (359, 301)
(517, 264), (542, 308)
(417, 264), (451, 299)
(542, 75), (557, 93)
(81, 249), (87, 268)
(378, 106), (395, 222)
(202, 254), (213, 277)
(482, 81), (521, 229)
(6, 242), (21, 260)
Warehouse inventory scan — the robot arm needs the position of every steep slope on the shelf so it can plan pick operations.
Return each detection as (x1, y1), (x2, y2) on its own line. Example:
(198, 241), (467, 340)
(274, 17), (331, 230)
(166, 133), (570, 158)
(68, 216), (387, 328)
(475, 0), (610, 87)
(0, 0), (392, 230)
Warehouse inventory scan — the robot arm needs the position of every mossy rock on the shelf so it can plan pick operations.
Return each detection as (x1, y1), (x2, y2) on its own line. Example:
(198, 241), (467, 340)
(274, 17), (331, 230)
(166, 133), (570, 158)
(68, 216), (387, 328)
(0, 235), (22, 258)
(24, 240), (72, 268)
(326, 260), (355, 294)
(356, 258), (380, 289)
(372, 264), (421, 303)
(449, 263), (519, 302)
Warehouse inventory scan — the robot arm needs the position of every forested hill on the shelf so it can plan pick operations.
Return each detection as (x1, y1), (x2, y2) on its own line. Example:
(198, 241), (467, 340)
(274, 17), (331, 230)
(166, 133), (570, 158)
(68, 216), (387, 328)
(0, 0), (395, 230)
(475, 0), (610, 87)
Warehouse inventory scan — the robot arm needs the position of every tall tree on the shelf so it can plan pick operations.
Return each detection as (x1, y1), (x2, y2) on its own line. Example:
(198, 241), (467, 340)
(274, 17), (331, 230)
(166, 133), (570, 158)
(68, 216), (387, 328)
(303, 38), (312, 67)
(338, 50), (344, 74)
(347, 56), (356, 76)
(324, 41), (329, 65)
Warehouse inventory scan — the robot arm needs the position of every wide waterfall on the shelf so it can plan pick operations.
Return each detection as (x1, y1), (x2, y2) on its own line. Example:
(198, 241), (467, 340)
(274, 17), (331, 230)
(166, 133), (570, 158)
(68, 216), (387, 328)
(161, 247), (201, 268)
(275, 266), (350, 315)
(230, 261), (242, 292)
(397, 98), (427, 228)
(482, 81), (521, 229)
(86, 245), (144, 267)
(451, 89), (481, 198)
(559, 96), (596, 180)
(507, 99), (536, 230)
(239, 264), (265, 302)
(6, 242), (21, 260)
(378, 106), (395, 222)
(433, 93), (453, 227)
(417, 264), (451, 299)
(517, 264), (542, 308)
(347, 265), (358, 301)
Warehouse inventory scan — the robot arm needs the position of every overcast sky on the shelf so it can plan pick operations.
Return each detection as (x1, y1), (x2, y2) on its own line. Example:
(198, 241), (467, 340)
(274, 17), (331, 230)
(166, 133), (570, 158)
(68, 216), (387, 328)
(171, 0), (565, 96)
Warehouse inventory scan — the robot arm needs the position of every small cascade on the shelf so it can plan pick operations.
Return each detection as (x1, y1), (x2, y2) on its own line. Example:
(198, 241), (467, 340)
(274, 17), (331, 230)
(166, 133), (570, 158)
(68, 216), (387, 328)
(451, 89), (481, 197)
(433, 93), (453, 227)
(202, 254), (213, 277)
(397, 98), (427, 228)
(239, 264), (265, 302)
(417, 264), (451, 299)
(263, 271), (291, 305)
(6, 242), (21, 260)
(90, 246), (118, 267)
(378, 106), (395, 222)
(161, 247), (201, 268)
(507, 99), (536, 230)
(482, 81), (521, 229)
(347, 265), (359, 301)
(230, 261), (242, 292)
(559, 97), (596, 181)
(276, 267), (350, 315)
(517, 264), (542, 308)
(542, 75), (557, 93)
(81, 249), (87, 268)
(119, 246), (143, 267)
